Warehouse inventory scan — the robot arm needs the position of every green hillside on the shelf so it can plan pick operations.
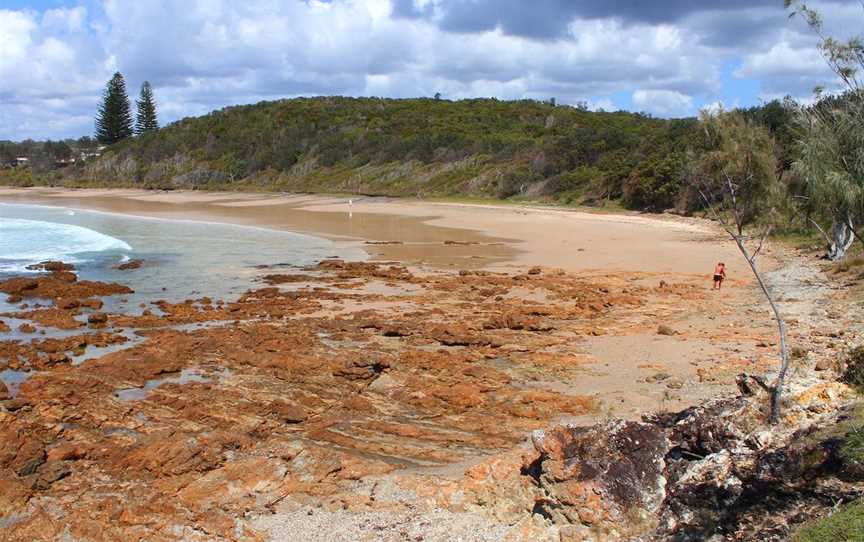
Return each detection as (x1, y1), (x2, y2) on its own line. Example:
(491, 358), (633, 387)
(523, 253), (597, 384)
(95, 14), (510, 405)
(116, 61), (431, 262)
(20, 97), (708, 210)
(5, 96), (799, 213)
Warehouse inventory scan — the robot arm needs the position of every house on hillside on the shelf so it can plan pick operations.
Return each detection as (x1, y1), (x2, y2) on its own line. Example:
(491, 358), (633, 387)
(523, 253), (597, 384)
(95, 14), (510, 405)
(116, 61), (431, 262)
(54, 158), (76, 168)
(79, 146), (105, 162)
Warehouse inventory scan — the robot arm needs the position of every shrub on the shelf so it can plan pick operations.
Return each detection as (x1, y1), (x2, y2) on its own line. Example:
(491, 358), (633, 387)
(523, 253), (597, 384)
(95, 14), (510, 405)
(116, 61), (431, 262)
(842, 345), (864, 393)
(793, 499), (864, 541)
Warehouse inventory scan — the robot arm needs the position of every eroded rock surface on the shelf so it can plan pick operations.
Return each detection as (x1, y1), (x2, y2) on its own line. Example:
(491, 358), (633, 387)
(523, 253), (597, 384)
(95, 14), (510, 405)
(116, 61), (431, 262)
(528, 420), (669, 538)
(0, 255), (856, 541)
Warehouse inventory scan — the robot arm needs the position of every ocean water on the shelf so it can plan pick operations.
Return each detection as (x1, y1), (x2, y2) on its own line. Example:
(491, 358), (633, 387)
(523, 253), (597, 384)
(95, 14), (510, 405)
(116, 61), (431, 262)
(0, 203), (364, 311)
(0, 217), (132, 273)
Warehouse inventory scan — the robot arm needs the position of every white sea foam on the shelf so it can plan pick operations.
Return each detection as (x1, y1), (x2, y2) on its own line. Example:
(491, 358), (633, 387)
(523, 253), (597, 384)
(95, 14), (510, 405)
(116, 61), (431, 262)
(0, 218), (131, 270)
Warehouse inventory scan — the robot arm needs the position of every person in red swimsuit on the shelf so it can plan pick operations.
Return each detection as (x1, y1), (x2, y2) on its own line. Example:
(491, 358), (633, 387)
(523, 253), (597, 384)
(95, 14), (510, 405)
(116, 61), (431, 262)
(712, 262), (726, 290)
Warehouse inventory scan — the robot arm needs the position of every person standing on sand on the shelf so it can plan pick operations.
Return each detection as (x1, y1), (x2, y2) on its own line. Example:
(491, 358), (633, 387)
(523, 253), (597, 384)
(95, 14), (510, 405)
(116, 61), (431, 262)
(712, 262), (726, 290)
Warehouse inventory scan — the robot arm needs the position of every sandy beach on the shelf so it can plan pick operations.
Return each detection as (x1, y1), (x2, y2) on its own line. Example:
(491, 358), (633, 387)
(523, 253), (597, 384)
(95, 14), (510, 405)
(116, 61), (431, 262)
(1, 186), (845, 542)
(0, 186), (743, 275)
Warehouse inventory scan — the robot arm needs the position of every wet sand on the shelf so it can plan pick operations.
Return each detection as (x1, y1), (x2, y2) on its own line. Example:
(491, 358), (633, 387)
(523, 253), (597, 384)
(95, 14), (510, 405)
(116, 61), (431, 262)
(0, 187), (744, 276)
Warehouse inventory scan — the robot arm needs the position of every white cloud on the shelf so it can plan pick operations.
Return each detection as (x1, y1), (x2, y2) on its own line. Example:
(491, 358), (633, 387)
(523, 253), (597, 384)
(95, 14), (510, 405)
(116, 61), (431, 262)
(0, 7), (109, 140)
(587, 98), (616, 111)
(632, 89), (695, 117)
(735, 42), (826, 79)
(0, 0), (859, 140)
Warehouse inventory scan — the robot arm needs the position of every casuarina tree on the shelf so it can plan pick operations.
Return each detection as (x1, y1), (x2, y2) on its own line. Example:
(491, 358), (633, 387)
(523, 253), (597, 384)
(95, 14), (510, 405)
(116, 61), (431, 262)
(687, 109), (790, 425)
(135, 81), (159, 135)
(787, 1), (864, 260)
(95, 72), (133, 144)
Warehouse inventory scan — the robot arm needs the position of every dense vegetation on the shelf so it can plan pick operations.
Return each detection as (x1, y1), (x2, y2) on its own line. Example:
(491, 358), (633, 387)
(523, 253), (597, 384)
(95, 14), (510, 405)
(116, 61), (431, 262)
(3, 96), (771, 212)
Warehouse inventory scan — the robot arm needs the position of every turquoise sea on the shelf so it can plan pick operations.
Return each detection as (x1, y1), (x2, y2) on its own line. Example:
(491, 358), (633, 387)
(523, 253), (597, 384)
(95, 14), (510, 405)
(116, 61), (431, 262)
(0, 202), (364, 313)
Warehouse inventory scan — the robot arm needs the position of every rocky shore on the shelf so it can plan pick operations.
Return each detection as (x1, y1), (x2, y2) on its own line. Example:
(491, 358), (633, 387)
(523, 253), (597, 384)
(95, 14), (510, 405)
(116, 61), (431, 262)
(0, 251), (859, 541)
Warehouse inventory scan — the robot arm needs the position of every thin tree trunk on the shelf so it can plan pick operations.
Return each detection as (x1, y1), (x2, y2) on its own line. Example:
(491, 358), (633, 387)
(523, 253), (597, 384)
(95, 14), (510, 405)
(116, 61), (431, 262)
(828, 220), (855, 260)
(734, 236), (790, 424)
(844, 216), (864, 252)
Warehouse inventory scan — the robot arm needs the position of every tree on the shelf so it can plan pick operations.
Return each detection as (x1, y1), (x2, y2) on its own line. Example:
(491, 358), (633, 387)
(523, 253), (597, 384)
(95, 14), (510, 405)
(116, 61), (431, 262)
(786, 1), (864, 259)
(95, 72), (133, 144)
(135, 81), (159, 135)
(791, 93), (864, 258)
(688, 110), (790, 425)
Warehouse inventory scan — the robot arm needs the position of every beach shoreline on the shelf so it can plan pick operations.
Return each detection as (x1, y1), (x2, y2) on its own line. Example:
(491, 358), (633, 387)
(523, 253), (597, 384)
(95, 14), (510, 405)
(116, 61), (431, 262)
(0, 186), (742, 276)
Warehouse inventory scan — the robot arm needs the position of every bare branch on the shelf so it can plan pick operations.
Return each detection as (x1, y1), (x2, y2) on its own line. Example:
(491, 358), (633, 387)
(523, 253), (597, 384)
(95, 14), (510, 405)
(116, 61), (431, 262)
(807, 217), (834, 246)
(750, 226), (773, 263)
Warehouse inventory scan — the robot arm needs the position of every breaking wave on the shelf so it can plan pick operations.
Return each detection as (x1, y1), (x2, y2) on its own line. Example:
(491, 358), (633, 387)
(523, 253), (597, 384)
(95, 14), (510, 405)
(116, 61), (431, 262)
(0, 218), (131, 273)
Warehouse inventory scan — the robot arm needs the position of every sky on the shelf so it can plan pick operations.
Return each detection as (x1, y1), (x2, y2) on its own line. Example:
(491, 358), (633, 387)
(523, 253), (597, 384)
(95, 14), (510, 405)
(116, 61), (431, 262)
(0, 0), (861, 141)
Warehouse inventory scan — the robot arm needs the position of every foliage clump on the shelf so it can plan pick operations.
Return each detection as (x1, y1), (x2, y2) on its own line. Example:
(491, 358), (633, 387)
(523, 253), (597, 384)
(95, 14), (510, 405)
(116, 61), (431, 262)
(793, 499), (864, 542)
(135, 81), (159, 135)
(842, 345), (864, 393)
(95, 72), (134, 145)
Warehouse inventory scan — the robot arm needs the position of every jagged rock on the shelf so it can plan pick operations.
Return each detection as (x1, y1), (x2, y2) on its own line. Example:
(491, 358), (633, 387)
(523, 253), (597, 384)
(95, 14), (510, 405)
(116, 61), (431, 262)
(661, 397), (762, 456)
(0, 380), (8, 401)
(528, 420), (669, 534)
(658, 450), (744, 539)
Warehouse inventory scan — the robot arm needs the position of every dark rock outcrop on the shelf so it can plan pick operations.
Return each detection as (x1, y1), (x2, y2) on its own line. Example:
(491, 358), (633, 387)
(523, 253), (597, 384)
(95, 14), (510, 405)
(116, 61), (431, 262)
(528, 420), (670, 537)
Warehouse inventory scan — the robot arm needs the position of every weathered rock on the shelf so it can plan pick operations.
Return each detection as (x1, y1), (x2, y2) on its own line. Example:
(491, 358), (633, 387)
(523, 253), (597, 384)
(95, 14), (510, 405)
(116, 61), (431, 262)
(53, 271), (78, 283)
(26, 261), (75, 272)
(270, 400), (308, 423)
(116, 259), (145, 270)
(0, 477), (32, 516)
(79, 298), (104, 310)
(528, 420), (669, 534)
(0, 275), (131, 299)
(657, 324), (677, 336)
(87, 312), (108, 325)
(814, 358), (833, 371)
(56, 297), (80, 310)
(0, 380), (8, 400)
(646, 372), (672, 383)
(654, 397), (762, 457)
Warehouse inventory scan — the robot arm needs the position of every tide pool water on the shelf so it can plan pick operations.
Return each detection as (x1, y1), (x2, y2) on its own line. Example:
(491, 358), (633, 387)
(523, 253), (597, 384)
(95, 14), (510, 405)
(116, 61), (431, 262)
(0, 203), (364, 312)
